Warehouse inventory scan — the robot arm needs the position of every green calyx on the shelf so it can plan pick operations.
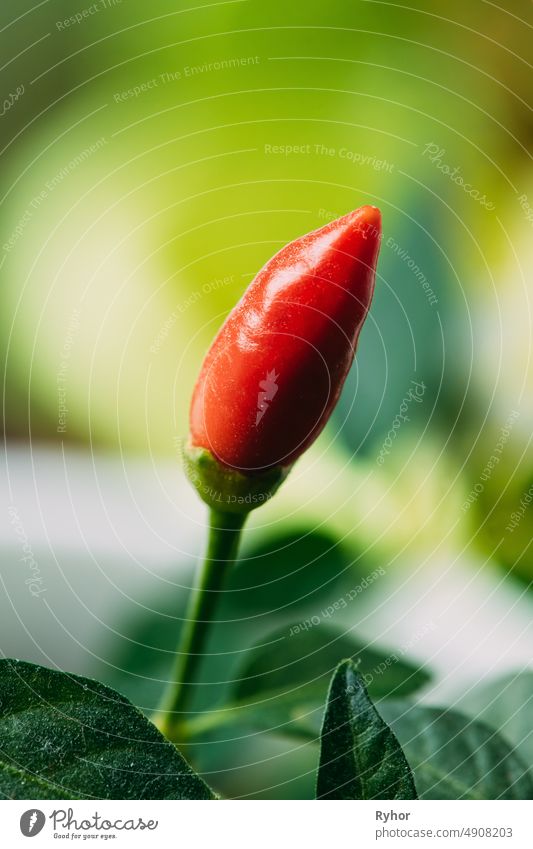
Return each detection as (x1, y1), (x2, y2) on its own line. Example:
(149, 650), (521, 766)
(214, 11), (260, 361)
(182, 443), (291, 514)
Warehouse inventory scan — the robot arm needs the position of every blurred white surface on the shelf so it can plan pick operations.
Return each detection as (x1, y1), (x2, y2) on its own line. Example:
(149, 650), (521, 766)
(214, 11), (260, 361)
(1, 444), (531, 702)
(1, 443), (204, 677)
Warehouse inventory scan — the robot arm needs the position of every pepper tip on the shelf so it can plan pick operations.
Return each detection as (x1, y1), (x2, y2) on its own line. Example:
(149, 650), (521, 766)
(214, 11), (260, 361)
(352, 204), (381, 227)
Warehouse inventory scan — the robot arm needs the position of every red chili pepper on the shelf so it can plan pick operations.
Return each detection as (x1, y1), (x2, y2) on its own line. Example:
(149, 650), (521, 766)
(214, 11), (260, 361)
(189, 205), (382, 474)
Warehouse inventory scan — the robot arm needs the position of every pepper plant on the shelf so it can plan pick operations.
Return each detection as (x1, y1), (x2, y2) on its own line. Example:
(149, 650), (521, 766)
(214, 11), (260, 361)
(1, 208), (531, 801)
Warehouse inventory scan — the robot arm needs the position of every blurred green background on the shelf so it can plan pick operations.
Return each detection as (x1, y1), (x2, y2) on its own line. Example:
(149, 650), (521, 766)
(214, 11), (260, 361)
(1, 0), (532, 799)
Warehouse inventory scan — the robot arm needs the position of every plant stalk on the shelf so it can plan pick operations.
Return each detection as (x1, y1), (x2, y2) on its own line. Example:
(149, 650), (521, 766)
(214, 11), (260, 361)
(155, 508), (247, 739)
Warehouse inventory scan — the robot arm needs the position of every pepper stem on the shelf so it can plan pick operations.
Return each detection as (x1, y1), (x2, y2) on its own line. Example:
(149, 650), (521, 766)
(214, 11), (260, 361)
(155, 508), (247, 739)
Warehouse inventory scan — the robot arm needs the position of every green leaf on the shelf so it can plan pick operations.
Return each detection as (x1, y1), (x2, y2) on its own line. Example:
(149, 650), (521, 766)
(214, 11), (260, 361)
(457, 671), (533, 769)
(106, 527), (364, 712)
(228, 528), (354, 615)
(380, 702), (533, 800)
(0, 659), (215, 800)
(235, 622), (429, 706)
(316, 660), (417, 799)
(182, 689), (325, 743)
(183, 624), (429, 742)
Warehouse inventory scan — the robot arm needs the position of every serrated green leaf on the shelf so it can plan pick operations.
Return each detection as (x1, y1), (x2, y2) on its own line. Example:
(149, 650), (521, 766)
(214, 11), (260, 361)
(316, 660), (417, 800)
(380, 702), (533, 800)
(0, 659), (215, 800)
(457, 672), (533, 769)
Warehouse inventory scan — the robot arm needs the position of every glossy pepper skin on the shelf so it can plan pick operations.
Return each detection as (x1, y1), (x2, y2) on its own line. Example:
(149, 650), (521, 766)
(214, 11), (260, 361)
(189, 205), (382, 473)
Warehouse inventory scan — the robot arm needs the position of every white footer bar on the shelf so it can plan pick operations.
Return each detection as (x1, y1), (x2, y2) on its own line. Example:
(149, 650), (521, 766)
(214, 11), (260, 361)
(2, 800), (531, 848)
